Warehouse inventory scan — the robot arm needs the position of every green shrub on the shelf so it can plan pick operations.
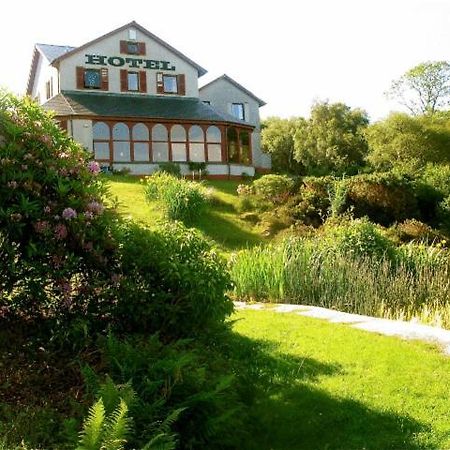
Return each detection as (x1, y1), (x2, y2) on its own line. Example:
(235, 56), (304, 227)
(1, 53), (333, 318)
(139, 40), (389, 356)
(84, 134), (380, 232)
(286, 176), (335, 227)
(157, 162), (182, 178)
(113, 221), (233, 337)
(0, 91), (119, 336)
(344, 172), (419, 226)
(323, 218), (395, 259)
(393, 219), (441, 244)
(143, 173), (209, 223)
(252, 174), (294, 204)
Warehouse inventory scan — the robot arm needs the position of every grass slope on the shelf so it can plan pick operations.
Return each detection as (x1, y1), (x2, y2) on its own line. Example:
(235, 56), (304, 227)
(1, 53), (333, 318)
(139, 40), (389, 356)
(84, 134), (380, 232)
(106, 175), (265, 252)
(233, 309), (450, 450)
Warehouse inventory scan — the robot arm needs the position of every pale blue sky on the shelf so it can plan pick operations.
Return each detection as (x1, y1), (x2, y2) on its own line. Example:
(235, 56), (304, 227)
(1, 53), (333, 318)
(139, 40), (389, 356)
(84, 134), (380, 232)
(1, 0), (449, 121)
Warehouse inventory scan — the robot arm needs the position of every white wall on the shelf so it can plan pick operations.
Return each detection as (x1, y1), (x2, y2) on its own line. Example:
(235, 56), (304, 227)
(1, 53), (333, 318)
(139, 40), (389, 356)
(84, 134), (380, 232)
(32, 53), (59, 104)
(71, 119), (93, 151)
(58, 28), (199, 97)
(199, 78), (271, 169)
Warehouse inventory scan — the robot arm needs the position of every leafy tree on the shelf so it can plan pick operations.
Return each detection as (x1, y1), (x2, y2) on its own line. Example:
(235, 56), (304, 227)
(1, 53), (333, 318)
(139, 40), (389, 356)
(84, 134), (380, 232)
(261, 117), (304, 173)
(293, 101), (369, 175)
(365, 113), (450, 171)
(387, 61), (450, 115)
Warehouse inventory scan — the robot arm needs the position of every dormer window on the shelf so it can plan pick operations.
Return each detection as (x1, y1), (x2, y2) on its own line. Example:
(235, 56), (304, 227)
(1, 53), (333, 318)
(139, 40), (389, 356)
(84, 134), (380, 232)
(129, 29), (137, 40)
(84, 69), (101, 89)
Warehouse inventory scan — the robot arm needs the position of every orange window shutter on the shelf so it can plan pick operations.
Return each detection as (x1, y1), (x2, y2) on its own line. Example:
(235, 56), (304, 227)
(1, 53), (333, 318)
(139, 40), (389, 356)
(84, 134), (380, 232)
(156, 72), (164, 94)
(138, 42), (146, 55)
(120, 70), (128, 92)
(76, 67), (85, 89)
(139, 71), (147, 93)
(101, 68), (109, 91)
(120, 40), (127, 53)
(177, 74), (186, 96)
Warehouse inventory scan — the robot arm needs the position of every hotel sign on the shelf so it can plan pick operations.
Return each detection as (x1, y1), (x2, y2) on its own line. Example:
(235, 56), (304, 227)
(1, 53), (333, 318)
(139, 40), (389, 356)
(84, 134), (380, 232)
(85, 54), (176, 71)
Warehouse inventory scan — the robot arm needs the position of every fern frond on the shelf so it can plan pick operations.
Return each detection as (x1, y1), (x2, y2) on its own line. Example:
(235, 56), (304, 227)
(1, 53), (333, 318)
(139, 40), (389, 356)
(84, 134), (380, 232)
(102, 399), (132, 450)
(77, 398), (106, 450)
(141, 432), (177, 450)
(97, 376), (136, 415)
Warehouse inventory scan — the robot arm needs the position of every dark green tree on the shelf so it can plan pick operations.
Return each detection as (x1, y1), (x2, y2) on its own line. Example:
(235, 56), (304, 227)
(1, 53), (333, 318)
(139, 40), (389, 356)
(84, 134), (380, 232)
(261, 117), (304, 174)
(293, 101), (369, 175)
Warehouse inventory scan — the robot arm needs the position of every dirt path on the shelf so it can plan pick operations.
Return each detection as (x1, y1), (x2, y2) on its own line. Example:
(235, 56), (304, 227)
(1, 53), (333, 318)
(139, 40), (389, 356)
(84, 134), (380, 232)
(234, 302), (450, 355)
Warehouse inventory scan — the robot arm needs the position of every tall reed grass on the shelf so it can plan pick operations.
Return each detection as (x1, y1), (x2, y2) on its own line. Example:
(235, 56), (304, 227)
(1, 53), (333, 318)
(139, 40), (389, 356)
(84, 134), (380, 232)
(230, 239), (450, 328)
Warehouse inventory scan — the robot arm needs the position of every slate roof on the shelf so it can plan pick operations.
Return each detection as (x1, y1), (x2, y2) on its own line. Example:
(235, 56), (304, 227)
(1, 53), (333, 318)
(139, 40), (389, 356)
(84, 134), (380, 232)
(200, 74), (266, 107)
(36, 44), (76, 62)
(42, 91), (251, 126)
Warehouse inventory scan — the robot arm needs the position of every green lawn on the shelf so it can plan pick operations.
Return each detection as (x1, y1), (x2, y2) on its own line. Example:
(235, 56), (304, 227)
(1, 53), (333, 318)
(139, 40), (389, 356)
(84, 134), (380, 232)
(105, 175), (265, 252)
(232, 309), (450, 450)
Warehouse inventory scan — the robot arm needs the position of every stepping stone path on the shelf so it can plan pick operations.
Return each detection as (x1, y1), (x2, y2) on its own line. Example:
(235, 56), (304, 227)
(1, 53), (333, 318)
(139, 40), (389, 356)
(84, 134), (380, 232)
(234, 301), (450, 356)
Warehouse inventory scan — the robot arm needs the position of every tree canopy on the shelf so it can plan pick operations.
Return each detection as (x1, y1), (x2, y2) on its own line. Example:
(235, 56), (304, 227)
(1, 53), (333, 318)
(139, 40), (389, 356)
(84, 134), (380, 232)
(293, 101), (369, 175)
(387, 61), (450, 115)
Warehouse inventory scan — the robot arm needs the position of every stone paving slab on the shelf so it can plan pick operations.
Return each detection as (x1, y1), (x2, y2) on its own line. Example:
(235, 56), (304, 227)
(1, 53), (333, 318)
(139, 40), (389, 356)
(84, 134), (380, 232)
(234, 302), (450, 355)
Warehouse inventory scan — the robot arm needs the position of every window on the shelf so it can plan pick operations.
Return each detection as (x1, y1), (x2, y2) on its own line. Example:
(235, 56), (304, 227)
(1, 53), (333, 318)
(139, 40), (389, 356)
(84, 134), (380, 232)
(189, 126), (205, 162)
(127, 72), (139, 91)
(163, 75), (178, 94)
(227, 127), (239, 163)
(132, 123), (150, 161)
(93, 122), (110, 161)
(84, 69), (101, 89)
(240, 131), (251, 164)
(231, 103), (245, 121)
(127, 42), (139, 54)
(45, 79), (53, 100)
(152, 124), (169, 162)
(202, 100), (211, 105)
(112, 123), (131, 162)
(206, 126), (222, 162)
(170, 125), (187, 161)
(129, 29), (137, 40)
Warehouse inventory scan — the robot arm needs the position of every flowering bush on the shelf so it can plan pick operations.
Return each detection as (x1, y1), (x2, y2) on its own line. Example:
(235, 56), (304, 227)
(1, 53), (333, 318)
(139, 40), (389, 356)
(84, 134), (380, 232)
(0, 91), (118, 333)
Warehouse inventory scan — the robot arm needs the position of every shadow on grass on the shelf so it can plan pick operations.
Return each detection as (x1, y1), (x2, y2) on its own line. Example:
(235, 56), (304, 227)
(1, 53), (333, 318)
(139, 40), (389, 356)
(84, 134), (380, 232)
(218, 329), (430, 450)
(195, 210), (264, 251)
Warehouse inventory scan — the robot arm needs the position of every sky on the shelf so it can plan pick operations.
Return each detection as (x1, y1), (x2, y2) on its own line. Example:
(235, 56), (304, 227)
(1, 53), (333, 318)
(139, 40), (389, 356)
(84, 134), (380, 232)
(1, 0), (449, 121)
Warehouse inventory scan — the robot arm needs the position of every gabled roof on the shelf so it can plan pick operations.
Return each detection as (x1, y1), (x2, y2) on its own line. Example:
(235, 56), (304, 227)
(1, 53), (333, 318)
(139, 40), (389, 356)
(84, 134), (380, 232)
(41, 90), (252, 127)
(51, 21), (207, 77)
(26, 44), (75, 95)
(200, 74), (266, 107)
(36, 43), (76, 63)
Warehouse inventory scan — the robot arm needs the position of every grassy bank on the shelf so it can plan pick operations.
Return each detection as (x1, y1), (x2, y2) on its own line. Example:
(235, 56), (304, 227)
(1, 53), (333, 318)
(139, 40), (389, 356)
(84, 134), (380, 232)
(106, 175), (265, 252)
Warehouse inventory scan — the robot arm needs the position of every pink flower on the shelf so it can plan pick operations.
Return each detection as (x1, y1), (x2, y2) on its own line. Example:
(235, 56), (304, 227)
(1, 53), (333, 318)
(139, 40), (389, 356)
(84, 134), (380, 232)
(21, 164), (28, 171)
(7, 181), (18, 189)
(54, 223), (68, 240)
(59, 168), (68, 176)
(44, 206), (51, 214)
(40, 135), (52, 146)
(34, 220), (49, 234)
(59, 152), (69, 159)
(84, 211), (94, 220)
(87, 161), (101, 175)
(86, 201), (104, 215)
(62, 207), (77, 220)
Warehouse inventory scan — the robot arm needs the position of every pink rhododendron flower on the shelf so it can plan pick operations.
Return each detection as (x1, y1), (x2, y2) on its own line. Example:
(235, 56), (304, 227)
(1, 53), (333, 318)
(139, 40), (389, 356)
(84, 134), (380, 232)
(54, 223), (68, 240)
(34, 220), (50, 234)
(40, 135), (52, 146)
(86, 201), (104, 215)
(62, 207), (77, 220)
(84, 211), (94, 220)
(87, 161), (101, 175)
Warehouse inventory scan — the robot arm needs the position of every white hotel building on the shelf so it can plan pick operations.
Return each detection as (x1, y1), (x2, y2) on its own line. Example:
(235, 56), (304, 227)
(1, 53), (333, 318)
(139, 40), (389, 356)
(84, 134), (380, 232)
(27, 21), (271, 177)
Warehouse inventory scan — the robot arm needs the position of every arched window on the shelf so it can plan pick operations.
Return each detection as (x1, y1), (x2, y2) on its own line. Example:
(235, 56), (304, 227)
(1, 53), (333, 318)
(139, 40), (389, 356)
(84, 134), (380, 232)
(151, 124), (169, 162)
(132, 123), (150, 161)
(189, 125), (205, 162)
(112, 123), (130, 162)
(206, 126), (222, 162)
(93, 122), (110, 161)
(227, 127), (239, 163)
(240, 130), (251, 164)
(170, 125), (187, 162)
